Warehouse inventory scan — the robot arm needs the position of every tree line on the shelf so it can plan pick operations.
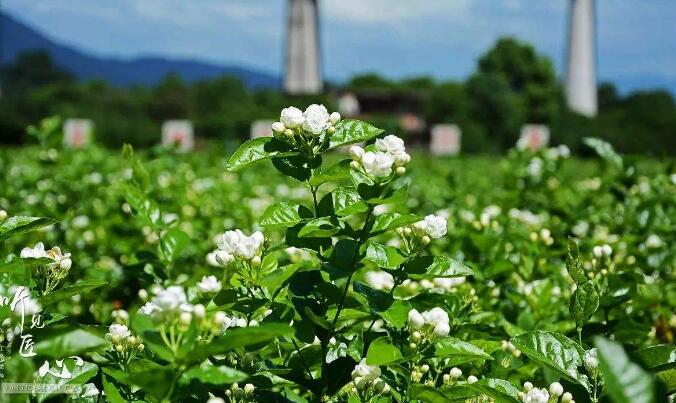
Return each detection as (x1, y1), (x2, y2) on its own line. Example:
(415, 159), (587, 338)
(1, 38), (674, 155)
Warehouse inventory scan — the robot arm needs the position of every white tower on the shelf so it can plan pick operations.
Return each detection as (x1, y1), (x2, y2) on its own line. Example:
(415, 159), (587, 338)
(565, 0), (597, 117)
(284, 0), (322, 94)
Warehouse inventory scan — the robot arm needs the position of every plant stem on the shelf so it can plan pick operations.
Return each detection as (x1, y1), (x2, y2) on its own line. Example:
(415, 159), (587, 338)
(292, 339), (314, 380)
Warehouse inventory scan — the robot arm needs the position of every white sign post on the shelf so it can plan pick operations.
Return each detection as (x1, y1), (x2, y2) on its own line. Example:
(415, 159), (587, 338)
(250, 120), (274, 139)
(517, 124), (550, 151)
(162, 120), (194, 152)
(63, 119), (93, 148)
(430, 124), (461, 156)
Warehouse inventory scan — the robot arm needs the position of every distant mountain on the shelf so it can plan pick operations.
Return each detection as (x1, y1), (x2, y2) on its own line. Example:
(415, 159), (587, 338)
(0, 12), (281, 88)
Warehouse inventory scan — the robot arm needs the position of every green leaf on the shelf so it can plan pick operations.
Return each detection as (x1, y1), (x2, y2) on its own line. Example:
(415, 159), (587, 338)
(333, 186), (367, 216)
(226, 137), (295, 171)
(353, 281), (393, 312)
(366, 336), (403, 365)
(569, 281), (599, 329)
(378, 299), (412, 328)
(39, 279), (107, 307)
(595, 336), (656, 403)
(370, 213), (421, 235)
(260, 201), (302, 228)
(633, 345), (676, 371)
(584, 137), (623, 168)
(102, 375), (127, 403)
(104, 359), (174, 400)
(298, 217), (339, 238)
(406, 256), (473, 279)
(309, 159), (351, 186)
(328, 119), (384, 149)
(365, 242), (406, 269)
(434, 337), (493, 363)
(182, 365), (248, 385)
(188, 323), (293, 363)
(160, 226), (189, 263)
(34, 328), (107, 358)
(0, 216), (58, 242)
(408, 384), (451, 403)
(566, 237), (586, 284)
(36, 361), (98, 403)
(467, 378), (521, 403)
(510, 331), (589, 390)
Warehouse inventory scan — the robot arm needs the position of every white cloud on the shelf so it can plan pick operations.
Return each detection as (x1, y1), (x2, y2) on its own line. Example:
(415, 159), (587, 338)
(323, 0), (474, 25)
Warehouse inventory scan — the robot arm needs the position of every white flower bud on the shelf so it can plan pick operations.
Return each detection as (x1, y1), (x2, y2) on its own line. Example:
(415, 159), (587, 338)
(443, 374), (451, 382)
(412, 331), (421, 341)
(408, 309), (425, 329)
(450, 367), (462, 378)
(467, 375), (478, 384)
(349, 145), (365, 161)
(59, 258), (72, 270)
(138, 289), (149, 301)
(523, 381), (534, 391)
(330, 112), (341, 125)
(271, 122), (286, 133)
(420, 364), (430, 373)
(284, 128), (293, 137)
(244, 383), (255, 394)
(561, 392), (573, 402)
(409, 342), (417, 350)
(249, 319), (259, 327)
(179, 312), (192, 326)
(111, 334), (121, 344)
(251, 256), (262, 267)
(193, 304), (206, 319)
(396, 166), (406, 176)
(421, 235), (431, 245)
(602, 244), (612, 256)
(0, 210), (7, 220)
(549, 382), (563, 396)
(433, 322), (450, 337)
(280, 106), (304, 129)
(213, 311), (227, 327)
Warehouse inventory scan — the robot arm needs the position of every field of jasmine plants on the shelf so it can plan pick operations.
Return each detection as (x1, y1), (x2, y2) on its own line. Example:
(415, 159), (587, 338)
(0, 106), (674, 403)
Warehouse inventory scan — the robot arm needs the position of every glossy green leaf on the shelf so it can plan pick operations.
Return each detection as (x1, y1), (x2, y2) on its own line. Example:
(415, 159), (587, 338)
(370, 213), (421, 235)
(333, 186), (367, 216)
(511, 331), (589, 390)
(260, 201), (302, 227)
(633, 345), (676, 371)
(406, 256), (473, 279)
(226, 137), (294, 171)
(0, 216), (58, 242)
(595, 336), (656, 403)
(467, 379), (521, 403)
(298, 217), (339, 238)
(566, 237), (586, 284)
(182, 365), (248, 385)
(434, 337), (493, 362)
(39, 279), (107, 307)
(366, 336), (403, 365)
(365, 242), (406, 269)
(328, 119), (384, 149)
(569, 281), (599, 329)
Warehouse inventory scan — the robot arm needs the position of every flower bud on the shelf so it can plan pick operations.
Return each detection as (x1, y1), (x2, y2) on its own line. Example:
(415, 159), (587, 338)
(350, 160), (361, 170)
(284, 128), (293, 137)
(138, 289), (149, 301)
(327, 126), (336, 134)
(111, 334), (121, 344)
(213, 311), (227, 327)
(244, 383), (255, 394)
(354, 376), (367, 390)
(251, 256), (261, 267)
(0, 210), (7, 220)
(271, 122), (286, 133)
(403, 227), (412, 235)
(433, 322), (450, 337)
(442, 374), (450, 382)
(549, 382), (563, 396)
(421, 235), (431, 245)
(420, 364), (430, 373)
(193, 304), (206, 319)
(381, 383), (390, 394)
(450, 367), (462, 378)
(409, 342), (417, 350)
(138, 343), (145, 351)
(59, 258), (72, 270)
(349, 145), (365, 161)
(467, 375), (478, 384)
(412, 331), (421, 341)
(561, 392), (573, 402)
(523, 381), (533, 391)
(127, 336), (137, 345)
(330, 112), (341, 125)
(115, 344), (124, 353)
(396, 166), (406, 176)
(408, 309), (425, 329)
(179, 312), (192, 327)
(249, 319), (259, 327)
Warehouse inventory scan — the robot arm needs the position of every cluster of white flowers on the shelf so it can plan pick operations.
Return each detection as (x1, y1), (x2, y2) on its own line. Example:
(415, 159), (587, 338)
(509, 208), (544, 228)
(208, 229), (265, 267)
(20, 242), (72, 270)
(273, 104), (340, 136)
(592, 244), (612, 259)
(105, 323), (144, 354)
(583, 348), (599, 374)
(349, 134), (411, 178)
(530, 228), (553, 246)
(349, 359), (390, 396)
(545, 145), (571, 160)
(414, 214), (448, 239)
(197, 275), (222, 294)
(139, 285), (193, 324)
(500, 340), (522, 358)
(408, 307), (450, 345)
(520, 382), (572, 403)
(208, 382), (255, 403)
(441, 367), (464, 385)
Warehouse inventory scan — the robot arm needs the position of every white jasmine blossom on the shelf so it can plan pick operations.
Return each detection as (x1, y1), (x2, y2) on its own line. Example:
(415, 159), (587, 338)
(467, 375), (478, 384)
(365, 271), (394, 291)
(584, 348), (599, 372)
(107, 324), (131, 339)
(407, 309), (425, 329)
(361, 151), (394, 177)
(352, 358), (381, 382)
(329, 111), (341, 125)
(197, 275), (222, 294)
(414, 215), (448, 239)
(349, 145), (365, 161)
(302, 104), (330, 134)
(549, 382), (563, 396)
(280, 106), (304, 129)
(271, 121), (286, 133)
(216, 229), (264, 260)
(523, 388), (549, 403)
(376, 135), (406, 156)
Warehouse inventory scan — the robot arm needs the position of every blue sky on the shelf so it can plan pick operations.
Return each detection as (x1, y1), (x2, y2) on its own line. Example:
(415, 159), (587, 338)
(5, 0), (676, 92)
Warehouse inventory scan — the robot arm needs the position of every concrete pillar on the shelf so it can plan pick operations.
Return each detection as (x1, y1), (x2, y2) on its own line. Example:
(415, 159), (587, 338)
(284, 0), (322, 94)
(565, 0), (597, 117)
